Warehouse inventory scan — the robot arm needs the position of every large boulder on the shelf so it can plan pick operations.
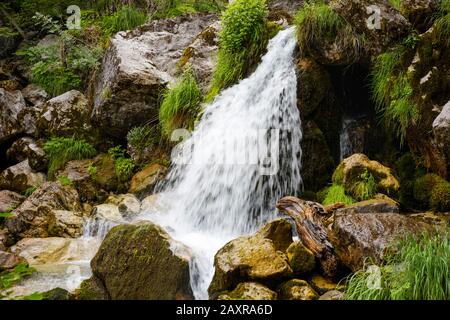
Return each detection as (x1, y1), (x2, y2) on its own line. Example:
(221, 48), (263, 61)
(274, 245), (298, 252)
(5, 182), (83, 240)
(330, 0), (411, 57)
(208, 219), (293, 298)
(88, 222), (193, 300)
(0, 88), (26, 143)
(92, 14), (218, 139)
(0, 190), (25, 212)
(329, 212), (434, 271)
(335, 198), (400, 214)
(6, 137), (48, 171)
(217, 282), (277, 300)
(285, 241), (316, 275)
(0, 160), (46, 193)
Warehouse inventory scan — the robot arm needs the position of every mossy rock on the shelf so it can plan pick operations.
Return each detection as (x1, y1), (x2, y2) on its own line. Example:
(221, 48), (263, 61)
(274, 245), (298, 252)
(277, 279), (319, 300)
(76, 277), (109, 300)
(413, 173), (441, 208)
(430, 179), (450, 212)
(286, 241), (316, 275)
(217, 282), (277, 300)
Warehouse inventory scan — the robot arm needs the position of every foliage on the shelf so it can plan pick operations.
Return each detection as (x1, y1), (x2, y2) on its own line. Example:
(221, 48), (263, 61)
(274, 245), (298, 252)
(350, 170), (378, 201)
(127, 124), (161, 153)
(429, 179), (450, 212)
(159, 67), (202, 137)
(57, 175), (72, 186)
(0, 212), (15, 218)
(152, 0), (225, 18)
(294, 0), (364, 61)
(23, 186), (37, 197)
(31, 12), (61, 34)
(433, 0), (450, 46)
(0, 263), (36, 291)
(43, 137), (97, 179)
(101, 5), (147, 35)
(388, 0), (403, 11)
(207, 0), (269, 99)
(321, 184), (355, 205)
(413, 173), (440, 208)
(345, 233), (450, 300)
(108, 146), (136, 182)
(87, 163), (97, 179)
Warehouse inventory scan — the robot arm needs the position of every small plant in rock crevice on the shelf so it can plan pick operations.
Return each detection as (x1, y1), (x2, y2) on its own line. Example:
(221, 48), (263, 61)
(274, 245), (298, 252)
(108, 146), (136, 182)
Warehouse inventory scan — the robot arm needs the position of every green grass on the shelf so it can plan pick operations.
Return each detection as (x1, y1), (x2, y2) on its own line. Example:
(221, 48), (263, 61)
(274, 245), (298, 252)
(101, 5), (148, 34)
(23, 186), (37, 197)
(388, 0), (403, 10)
(153, 0), (224, 18)
(294, 1), (364, 62)
(434, 0), (450, 46)
(127, 124), (161, 153)
(322, 184), (355, 205)
(207, 0), (269, 100)
(57, 175), (72, 186)
(159, 67), (202, 138)
(43, 137), (97, 179)
(350, 170), (378, 201)
(108, 146), (136, 182)
(345, 233), (450, 300)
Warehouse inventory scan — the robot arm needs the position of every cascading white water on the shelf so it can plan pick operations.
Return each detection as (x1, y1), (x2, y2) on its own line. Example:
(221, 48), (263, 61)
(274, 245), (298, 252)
(136, 27), (302, 299)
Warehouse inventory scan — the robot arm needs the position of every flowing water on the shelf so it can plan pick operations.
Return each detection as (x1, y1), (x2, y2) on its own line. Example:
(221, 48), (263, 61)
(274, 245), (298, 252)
(7, 27), (302, 300)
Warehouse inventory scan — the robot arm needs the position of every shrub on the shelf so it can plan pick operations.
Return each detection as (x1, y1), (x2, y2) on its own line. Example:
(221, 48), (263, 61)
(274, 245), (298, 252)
(43, 137), (97, 179)
(345, 233), (450, 300)
(159, 67), (202, 138)
(207, 0), (269, 99)
(322, 184), (355, 205)
(101, 5), (147, 35)
(294, 1), (364, 61)
(152, 0), (225, 19)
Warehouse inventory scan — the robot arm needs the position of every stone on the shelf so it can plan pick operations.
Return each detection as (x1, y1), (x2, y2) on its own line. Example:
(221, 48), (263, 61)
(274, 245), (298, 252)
(336, 198), (400, 214)
(217, 282), (277, 300)
(140, 194), (162, 212)
(41, 288), (72, 300)
(21, 84), (48, 106)
(89, 222), (193, 300)
(307, 274), (346, 294)
(329, 212), (434, 271)
(105, 194), (140, 217)
(286, 241), (316, 275)
(91, 204), (124, 224)
(48, 210), (85, 238)
(208, 220), (293, 298)
(399, 0), (437, 30)
(0, 88), (26, 143)
(59, 159), (99, 202)
(277, 279), (319, 300)
(17, 105), (42, 136)
(6, 137), (48, 171)
(0, 160), (46, 193)
(91, 154), (119, 192)
(319, 290), (345, 300)
(432, 100), (450, 177)
(5, 182), (82, 240)
(128, 164), (167, 198)
(0, 190), (25, 212)
(76, 276), (109, 300)
(0, 32), (21, 59)
(0, 250), (26, 271)
(255, 218), (293, 252)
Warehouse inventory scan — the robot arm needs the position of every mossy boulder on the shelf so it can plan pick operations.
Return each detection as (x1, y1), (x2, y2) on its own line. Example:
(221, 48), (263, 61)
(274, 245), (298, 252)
(286, 241), (316, 275)
(76, 276), (109, 300)
(89, 221), (193, 300)
(413, 173), (450, 211)
(6, 137), (48, 172)
(217, 282), (277, 300)
(307, 274), (346, 294)
(429, 179), (450, 212)
(277, 279), (319, 300)
(332, 154), (400, 199)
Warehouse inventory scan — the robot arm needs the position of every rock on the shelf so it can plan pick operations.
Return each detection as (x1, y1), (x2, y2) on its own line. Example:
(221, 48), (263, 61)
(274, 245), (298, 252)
(0, 229), (7, 251)
(91, 14), (218, 139)
(432, 100), (450, 177)
(21, 84), (48, 106)
(329, 212), (434, 271)
(48, 210), (85, 238)
(59, 159), (100, 202)
(0, 160), (46, 193)
(409, 212), (450, 227)
(5, 182), (82, 240)
(89, 222), (193, 300)
(0, 190), (25, 212)
(330, 0), (411, 57)
(6, 137), (48, 171)
(255, 218), (293, 252)
(319, 290), (345, 300)
(17, 105), (42, 136)
(41, 288), (72, 300)
(307, 274), (346, 294)
(128, 164), (168, 198)
(333, 154), (400, 199)
(336, 198), (400, 214)
(105, 194), (140, 217)
(217, 282), (277, 300)
(36, 90), (94, 139)
(76, 276), (109, 300)
(91, 204), (124, 224)
(0, 88), (26, 143)
(269, 0), (303, 14)
(0, 32), (21, 59)
(91, 154), (119, 192)
(277, 279), (319, 300)
(286, 241), (316, 275)
(140, 194), (162, 212)
(400, 0), (437, 30)
(209, 220), (293, 298)
(0, 250), (26, 271)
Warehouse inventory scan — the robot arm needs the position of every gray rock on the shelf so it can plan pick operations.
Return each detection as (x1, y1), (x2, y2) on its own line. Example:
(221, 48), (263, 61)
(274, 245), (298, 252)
(21, 84), (48, 106)
(336, 198), (400, 214)
(0, 190), (25, 212)
(0, 88), (26, 143)
(6, 137), (48, 171)
(319, 290), (345, 300)
(0, 160), (46, 193)
(218, 282), (277, 300)
(432, 100), (450, 175)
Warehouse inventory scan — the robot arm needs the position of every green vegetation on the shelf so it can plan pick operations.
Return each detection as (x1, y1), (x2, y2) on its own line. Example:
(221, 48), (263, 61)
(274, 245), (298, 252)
(388, 0), (403, 11)
(0, 212), (15, 218)
(350, 170), (378, 201)
(413, 173), (450, 211)
(294, 0), (363, 61)
(434, 0), (450, 46)
(152, 0), (225, 18)
(159, 67), (202, 138)
(207, 0), (269, 100)
(43, 137), (97, 179)
(0, 263), (36, 292)
(23, 186), (37, 197)
(101, 5), (147, 34)
(87, 163), (97, 180)
(57, 175), (72, 186)
(108, 146), (136, 182)
(321, 184), (355, 205)
(345, 233), (450, 300)
(127, 124), (161, 154)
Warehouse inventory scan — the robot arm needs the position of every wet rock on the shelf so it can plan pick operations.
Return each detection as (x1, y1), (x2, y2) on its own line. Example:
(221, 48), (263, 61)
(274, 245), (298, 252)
(319, 289), (345, 300)
(76, 276), (109, 300)
(48, 210), (85, 238)
(218, 282), (277, 300)
(0, 250), (26, 271)
(5, 182), (82, 240)
(286, 241), (316, 275)
(329, 212), (434, 271)
(255, 218), (293, 252)
(41, 287), (72, 300)
(0, 160), (46, 193)
(336, 198), (400, 214)
(277, 279), (319, 300)
(90, 154), (119, 192)
(307, 274), (346, 294)
(140, 194), (162, 212)
(209, 220), (293, 298)
(6, 137), (48, 171)
(21, 84), (48, 106)
(0, 190), (25, 212)
(59, 159), (100, 202)
(0, 88), (26, 143)
(128, 164), (168, 198)
(105, 194), (140, 217)
(432, 100), (450, 177)
(91, 203), (124, 224)
(89, 222), (193, 300)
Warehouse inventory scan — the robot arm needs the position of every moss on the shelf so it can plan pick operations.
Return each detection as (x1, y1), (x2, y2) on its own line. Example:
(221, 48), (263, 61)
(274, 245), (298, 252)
(413, 174), (440, 208)
(286, 241), (316, 275)
(322, 184), (355, 205)
(332, 164), (345, 185)
(76, 277), (109, 300)
(430, 180), (450, 212)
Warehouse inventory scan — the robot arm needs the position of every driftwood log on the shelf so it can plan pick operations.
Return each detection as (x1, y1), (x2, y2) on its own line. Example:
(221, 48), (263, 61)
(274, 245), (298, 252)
(276, 196), (343, 278)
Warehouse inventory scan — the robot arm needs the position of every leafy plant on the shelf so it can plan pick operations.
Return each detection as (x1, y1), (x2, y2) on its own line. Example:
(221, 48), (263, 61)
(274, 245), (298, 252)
(0, 263), (36, 291)
(23, 186), (37, 197)
(159, 67), (202, 138)
(350, 170), (378, 201)
(108, 146), (136, 182)
(44, 137), (97, 179)
(322, 184), (355, 205)
(345, 233), (450, 300)
(87, 163), (98, 180)
(127, 124), (161, 153)
(152, 0), (224, 18)
(101, 5), (147, 35)
(57, 175), (72, 186)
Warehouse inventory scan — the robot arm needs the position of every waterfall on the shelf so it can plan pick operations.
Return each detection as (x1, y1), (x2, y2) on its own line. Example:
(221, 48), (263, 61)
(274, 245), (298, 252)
(339, 117), (368, 160)
(136, 27), (302, 299)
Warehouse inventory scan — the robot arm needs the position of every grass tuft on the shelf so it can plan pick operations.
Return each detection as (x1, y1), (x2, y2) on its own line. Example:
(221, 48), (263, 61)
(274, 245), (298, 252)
(322, 184), (355, 205)
(101, 5), (148, 34)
